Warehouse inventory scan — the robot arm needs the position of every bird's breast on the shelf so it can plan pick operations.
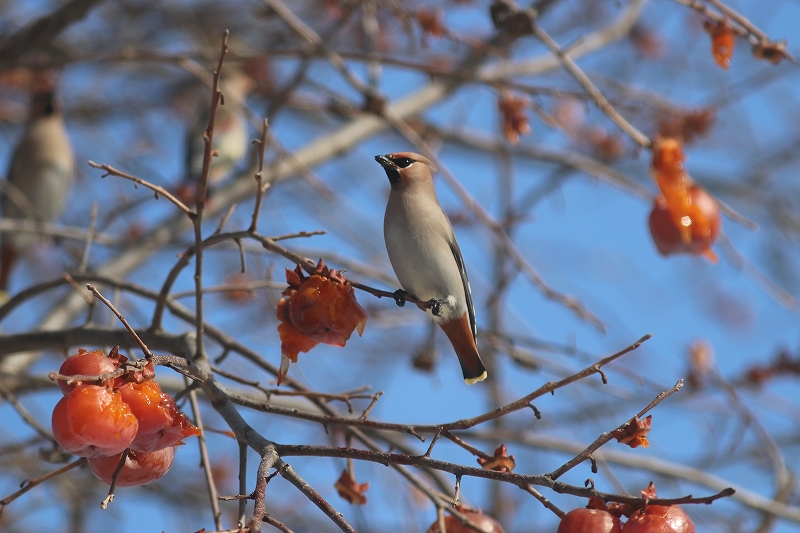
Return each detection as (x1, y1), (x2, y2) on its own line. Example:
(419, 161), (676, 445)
(384, 195), (466, 319)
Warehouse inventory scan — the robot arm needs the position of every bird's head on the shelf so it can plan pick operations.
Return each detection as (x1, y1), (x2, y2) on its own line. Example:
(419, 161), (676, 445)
(375, 152), (437, 188)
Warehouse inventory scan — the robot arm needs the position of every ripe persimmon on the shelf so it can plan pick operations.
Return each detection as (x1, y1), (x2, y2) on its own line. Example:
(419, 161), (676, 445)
(88, 447), (175, 487)
(52, 385), (138, 457)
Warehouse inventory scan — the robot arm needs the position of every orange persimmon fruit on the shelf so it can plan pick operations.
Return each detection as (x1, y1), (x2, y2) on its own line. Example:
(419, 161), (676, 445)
(88, 447), (175, 487)
(52, 385), (139, 458)
(57, 349), (121, 394)
(119, 380), (200, 452)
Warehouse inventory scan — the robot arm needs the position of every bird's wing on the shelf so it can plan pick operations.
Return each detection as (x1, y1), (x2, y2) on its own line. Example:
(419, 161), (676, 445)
(448, 238), (477, 341)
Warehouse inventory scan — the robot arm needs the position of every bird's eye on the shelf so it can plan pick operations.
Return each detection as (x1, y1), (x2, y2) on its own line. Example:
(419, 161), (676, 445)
(393, 158), (414, 168)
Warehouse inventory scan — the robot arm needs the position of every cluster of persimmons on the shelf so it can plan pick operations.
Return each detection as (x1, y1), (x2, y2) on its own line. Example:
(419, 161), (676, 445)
(51, 349), (200, 487)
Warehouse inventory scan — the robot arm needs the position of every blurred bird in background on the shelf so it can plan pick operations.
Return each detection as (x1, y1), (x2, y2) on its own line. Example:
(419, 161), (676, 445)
(180, 68), (255, 201)
(1, 70), (74, 294)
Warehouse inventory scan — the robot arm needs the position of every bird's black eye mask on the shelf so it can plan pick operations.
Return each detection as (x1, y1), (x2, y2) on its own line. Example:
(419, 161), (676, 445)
(391, 157), (414, 168)
(375, 154), (416, 185)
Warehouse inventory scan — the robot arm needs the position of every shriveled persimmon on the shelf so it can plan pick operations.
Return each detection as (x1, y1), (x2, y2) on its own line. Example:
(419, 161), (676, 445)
(52, 385), (139, 457)
(57, 349), (121, 394)
(276, 260), (367, 385)
(88, 447), (175, 487)
(498, 90), (531, 145)
(119, 380), (200, 452)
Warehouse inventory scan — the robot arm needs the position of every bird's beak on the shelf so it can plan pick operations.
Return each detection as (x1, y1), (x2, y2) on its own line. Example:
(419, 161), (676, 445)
(375, 155), (396, 169)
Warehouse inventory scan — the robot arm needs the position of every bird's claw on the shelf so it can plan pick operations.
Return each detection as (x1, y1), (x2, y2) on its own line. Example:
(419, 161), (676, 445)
(393, 289), (407, 307)
(427, 298), (444, 317)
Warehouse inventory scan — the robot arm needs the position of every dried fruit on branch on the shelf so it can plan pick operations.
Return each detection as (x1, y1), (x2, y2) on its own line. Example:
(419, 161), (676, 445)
(658, 108), (716, 144)
(334, 469), (369, 505)
(498, 90), (531, 145)
(611, 415), (652, 448)
(417, 8), (447, 47)
(276, 260), (368, 385)
(628, 24), (665, 60)
(477, 444), (516, 472)
(704, 19), (735, 69)
(752, 41), (791, 65)
(584, 126), (626, 162)
(649, 137), (721, 262)
(740, 348), (800, 388)
(427, 506), (504, 533)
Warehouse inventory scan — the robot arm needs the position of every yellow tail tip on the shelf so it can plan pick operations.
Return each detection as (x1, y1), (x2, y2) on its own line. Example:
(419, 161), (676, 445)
(464, 371), (488, 385)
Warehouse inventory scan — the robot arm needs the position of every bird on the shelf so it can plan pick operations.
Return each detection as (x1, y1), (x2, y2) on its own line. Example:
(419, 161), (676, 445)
(376, 152), (487, 384)
(1, 75), (74, 293)
(184, 69), (254, 190)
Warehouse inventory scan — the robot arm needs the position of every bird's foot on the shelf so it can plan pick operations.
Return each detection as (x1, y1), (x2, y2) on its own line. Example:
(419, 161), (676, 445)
(427, 298), (445, 317)
(393, 289), (408, 307)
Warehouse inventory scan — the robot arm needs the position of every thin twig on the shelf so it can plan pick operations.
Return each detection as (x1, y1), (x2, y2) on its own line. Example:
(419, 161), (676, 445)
(531, 23), (650, 147)
(442, 431), (491, 460)
(718, 234), (797, 310)
(276, 443), (735, 507)
(278, 462), (357, 532)
(214, 204), (237, 237)
(100, 449), (129, 509)
(263, 513), (294, 532)
(0, 388), (55, 442)
(521, 484), (565, 518)
(264, 0), (371, 119)
(423, 428), (444, 459)
(188, 383), (223, 529)
(547, 380), (684, 480)
(250, 119), (271, 232)
(192, 32), (230, 399)
(358, 391), (383, 420)
(212, 364), (376, 411)
(86, 284), (153, 359)
(0, 458), (87, 509)
(88, 161), (196, 218)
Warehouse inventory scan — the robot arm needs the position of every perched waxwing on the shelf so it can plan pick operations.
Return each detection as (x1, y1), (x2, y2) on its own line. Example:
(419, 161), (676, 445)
(184, 69), (254, 187)
(1, 74), (74, 292)
(376, 152), (487, 384)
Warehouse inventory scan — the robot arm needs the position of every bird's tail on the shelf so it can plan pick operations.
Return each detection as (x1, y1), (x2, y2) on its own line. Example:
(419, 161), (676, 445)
(439, 314), (487, 384)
